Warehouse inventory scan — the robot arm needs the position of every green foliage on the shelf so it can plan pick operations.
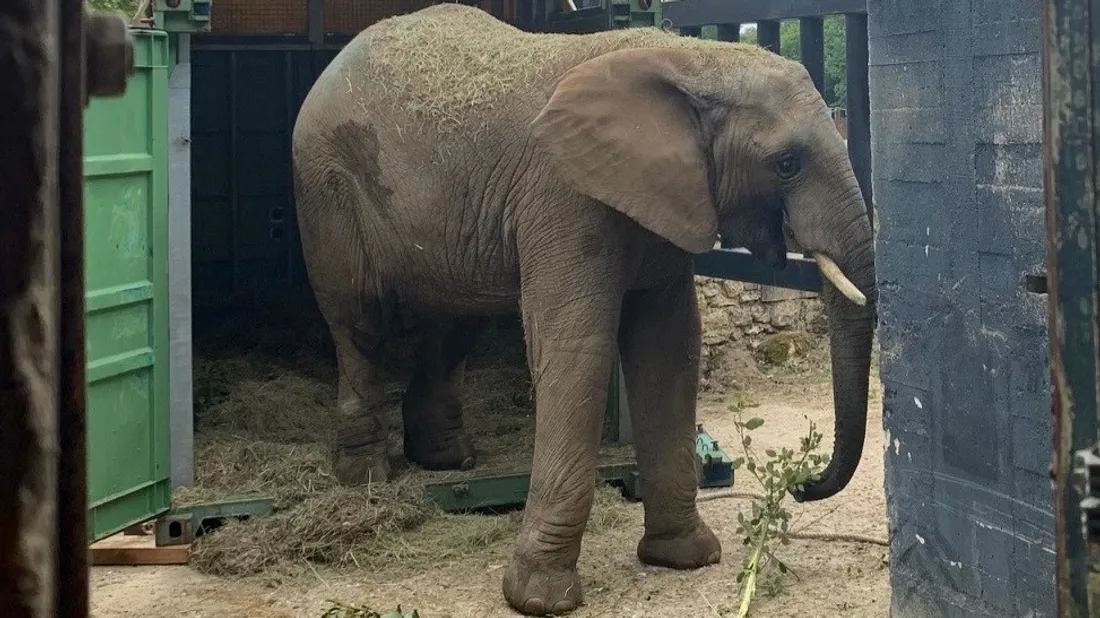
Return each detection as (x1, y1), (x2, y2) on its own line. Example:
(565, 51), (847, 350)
(736, 18), (847, 107)
(320, 602), (420, 618)
(727, 408), (830, 617)
(85, 0), (143, 19)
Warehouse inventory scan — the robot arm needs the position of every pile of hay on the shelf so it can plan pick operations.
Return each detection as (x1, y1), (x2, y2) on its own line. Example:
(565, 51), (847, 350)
(181, 291), (634, 578)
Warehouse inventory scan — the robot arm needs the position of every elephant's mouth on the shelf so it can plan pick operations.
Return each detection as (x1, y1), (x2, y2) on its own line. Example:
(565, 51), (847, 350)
(719, 194), (788, 269)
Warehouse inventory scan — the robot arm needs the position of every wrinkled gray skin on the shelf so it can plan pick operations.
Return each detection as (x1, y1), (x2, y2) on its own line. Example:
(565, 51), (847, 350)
(291, 5), (876, 615)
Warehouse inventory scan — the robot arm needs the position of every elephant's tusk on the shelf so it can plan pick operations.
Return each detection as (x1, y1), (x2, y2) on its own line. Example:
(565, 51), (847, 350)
(813, 253), (867, 306)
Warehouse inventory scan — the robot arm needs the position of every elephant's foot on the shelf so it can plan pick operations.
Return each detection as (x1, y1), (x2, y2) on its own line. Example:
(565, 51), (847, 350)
(403, 429), (476, 471)
(333, 444), (392, 486)
(502, 557), (583, 616)
(637, 522), (722, 570)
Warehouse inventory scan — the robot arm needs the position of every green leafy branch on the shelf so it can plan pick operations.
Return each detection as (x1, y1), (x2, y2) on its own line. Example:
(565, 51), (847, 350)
(728, 409), (830, 618)
(320, 601), (420, 618)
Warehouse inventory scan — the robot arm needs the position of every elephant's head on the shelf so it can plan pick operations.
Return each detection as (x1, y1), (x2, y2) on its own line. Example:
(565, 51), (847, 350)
(530, 45), (876, 502)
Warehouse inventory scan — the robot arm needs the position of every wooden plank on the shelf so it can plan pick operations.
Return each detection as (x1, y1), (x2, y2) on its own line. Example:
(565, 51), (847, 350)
(1043, 0), (1100, 615)
(89, 534), (191, 566)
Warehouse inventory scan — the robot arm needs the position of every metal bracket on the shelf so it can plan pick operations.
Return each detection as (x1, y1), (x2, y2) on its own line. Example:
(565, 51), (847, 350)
(695, 424), (734, 489)
(424, 463), (640, 512)
(154, 493), (275, 546)
(1074, 445), (1100, 549)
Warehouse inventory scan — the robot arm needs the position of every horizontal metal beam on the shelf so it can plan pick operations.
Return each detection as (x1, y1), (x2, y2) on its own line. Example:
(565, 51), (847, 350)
(693, 248), (823, 292)
(191, 33), (351, 52)
(660, 0), (866, 29)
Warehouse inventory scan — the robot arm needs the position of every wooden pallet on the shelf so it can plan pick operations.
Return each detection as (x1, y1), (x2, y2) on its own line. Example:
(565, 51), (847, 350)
(89, 533), (191, 566)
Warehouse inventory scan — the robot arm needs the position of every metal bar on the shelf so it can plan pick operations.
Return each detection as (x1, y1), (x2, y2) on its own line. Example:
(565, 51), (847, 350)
(693, 249), (823, 292)
(285, 50), (295, 286)
(191, 43), (316, 52)
(307, 0), (324, 47)
(845, 13), (872, 222)
(715, 23), (740, 42)
(229, 52), (240, 295)
(192, 33), (312, 46)
(661, 0), (866, 30)
(799, 16), (825, 95)
(757, 20), (781, 54)
(168, 35), (195, 489)
(516, 0), (534, 30)
(1043, 0), (1098, 614)
(57, 4), (88, 616)
(0, 0), (61, 614)
(533, 0), (549, 31)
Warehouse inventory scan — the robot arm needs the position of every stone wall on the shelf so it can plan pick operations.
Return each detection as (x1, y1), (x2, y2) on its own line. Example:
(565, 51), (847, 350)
(694, 276), (825, 390)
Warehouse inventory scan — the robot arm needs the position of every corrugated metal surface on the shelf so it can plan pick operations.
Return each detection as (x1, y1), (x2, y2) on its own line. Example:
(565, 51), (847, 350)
(190, 46), (338, 307)
(83, 29), (172, 542)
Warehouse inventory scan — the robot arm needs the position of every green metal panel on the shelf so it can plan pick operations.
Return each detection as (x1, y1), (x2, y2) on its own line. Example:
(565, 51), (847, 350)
(84, 28), (172, 543)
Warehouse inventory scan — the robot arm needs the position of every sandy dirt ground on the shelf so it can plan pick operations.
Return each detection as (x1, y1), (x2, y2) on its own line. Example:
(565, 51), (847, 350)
(90, 367), (889, 618)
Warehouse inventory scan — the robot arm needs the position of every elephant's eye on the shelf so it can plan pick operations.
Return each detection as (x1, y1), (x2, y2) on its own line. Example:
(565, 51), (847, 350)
(775, 152), (802, 180)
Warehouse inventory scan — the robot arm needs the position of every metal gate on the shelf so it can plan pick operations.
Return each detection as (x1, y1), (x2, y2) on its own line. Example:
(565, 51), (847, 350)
(83, 28), (174, 543)
(189, 38), (338, 306)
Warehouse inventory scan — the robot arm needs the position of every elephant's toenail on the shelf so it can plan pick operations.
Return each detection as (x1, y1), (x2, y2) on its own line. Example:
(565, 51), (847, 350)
(551, 600), (577, 614)
(523, 598), (547, 614)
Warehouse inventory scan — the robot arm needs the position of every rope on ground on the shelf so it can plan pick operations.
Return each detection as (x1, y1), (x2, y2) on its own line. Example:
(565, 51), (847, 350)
(694, 488), (889, 547)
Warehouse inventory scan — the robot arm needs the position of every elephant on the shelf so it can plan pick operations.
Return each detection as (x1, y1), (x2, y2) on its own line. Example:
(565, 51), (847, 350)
(291, 4), (876, 615)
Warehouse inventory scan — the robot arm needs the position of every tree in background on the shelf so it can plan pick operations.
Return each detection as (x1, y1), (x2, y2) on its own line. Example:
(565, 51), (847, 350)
(86, 0), (142, 17)
(702, 17), (847, 108)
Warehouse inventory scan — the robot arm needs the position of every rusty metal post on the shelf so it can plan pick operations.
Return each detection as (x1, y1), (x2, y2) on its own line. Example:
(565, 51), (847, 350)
(0, 0), (62, 615)
(1042, 0), (1100, 616)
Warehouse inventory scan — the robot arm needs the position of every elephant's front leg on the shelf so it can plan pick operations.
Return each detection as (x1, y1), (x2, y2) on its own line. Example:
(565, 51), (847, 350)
(619, 269), (721, 569)
(502, 283), (621, 616)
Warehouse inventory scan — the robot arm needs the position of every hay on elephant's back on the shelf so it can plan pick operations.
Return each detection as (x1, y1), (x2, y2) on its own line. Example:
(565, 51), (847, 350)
(351, 3), (786, 140)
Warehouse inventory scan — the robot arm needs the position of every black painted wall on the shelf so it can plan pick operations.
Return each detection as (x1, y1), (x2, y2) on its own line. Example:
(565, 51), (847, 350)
(868, 0), (1053, 616)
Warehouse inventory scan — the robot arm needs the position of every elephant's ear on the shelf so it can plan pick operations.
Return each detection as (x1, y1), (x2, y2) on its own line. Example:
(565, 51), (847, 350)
(530, 47), (718, 254)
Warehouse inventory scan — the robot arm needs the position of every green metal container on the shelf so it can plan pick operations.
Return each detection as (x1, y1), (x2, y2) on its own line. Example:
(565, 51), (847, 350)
(84, 28), (172, 543)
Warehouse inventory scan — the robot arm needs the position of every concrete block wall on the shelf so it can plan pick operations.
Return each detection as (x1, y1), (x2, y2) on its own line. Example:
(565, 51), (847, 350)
(867, 0), (1054, 616)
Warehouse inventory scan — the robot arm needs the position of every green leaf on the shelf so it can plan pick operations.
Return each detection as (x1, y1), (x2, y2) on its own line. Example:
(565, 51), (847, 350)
(731, 457), (746, 470)
(745, 417), (765, 430)
(765, 449), (777, 458)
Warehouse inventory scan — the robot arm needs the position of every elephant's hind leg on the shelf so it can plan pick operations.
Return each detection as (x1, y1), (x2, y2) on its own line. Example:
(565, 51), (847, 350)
(330, 324), (393, 485)
(401, 317), (488, 470)
(618, 269), (721, 570)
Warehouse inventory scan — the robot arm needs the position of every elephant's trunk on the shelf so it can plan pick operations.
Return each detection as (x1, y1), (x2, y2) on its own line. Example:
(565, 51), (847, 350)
(789, 185), (877, 503)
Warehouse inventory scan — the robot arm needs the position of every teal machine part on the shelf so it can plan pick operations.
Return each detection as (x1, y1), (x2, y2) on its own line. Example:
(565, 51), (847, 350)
(154, 0), (212, 32)
(695, 424), (734, 489)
